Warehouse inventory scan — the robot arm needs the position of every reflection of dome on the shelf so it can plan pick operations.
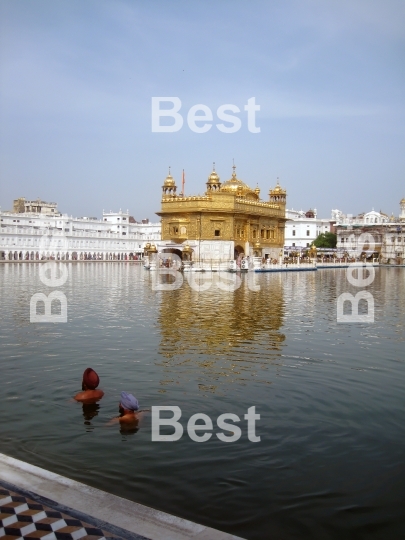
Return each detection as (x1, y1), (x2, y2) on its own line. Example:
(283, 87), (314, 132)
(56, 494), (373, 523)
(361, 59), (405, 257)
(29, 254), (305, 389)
(220, 166), (258, 199)
(156, 266), (286, 388)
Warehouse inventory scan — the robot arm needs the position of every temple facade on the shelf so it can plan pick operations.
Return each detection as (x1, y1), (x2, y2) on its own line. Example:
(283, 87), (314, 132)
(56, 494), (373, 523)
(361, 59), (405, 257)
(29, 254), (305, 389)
(156, 165), (287, 261)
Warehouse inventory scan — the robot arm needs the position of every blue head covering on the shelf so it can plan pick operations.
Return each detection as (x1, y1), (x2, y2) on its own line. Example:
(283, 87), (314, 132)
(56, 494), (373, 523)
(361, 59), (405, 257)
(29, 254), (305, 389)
(120, 391), (139, 411)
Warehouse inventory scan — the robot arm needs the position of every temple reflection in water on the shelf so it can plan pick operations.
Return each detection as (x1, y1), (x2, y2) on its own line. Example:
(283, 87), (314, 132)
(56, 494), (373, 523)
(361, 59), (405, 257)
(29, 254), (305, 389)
(155, 273), (286, 394)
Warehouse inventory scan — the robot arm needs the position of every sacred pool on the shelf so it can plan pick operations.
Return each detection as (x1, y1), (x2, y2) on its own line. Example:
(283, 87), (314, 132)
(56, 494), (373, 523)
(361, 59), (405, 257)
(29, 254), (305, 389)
(0, 263), (404, 539)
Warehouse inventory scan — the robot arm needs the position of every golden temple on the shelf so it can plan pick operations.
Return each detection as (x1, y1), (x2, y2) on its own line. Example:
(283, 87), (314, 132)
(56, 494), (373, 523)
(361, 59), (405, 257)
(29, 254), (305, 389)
(156, 164), (287, 261)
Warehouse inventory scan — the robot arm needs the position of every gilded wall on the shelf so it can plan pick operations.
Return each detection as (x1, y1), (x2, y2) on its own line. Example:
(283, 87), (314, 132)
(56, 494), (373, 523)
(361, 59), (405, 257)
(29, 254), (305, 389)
(156, 166), (287, 258)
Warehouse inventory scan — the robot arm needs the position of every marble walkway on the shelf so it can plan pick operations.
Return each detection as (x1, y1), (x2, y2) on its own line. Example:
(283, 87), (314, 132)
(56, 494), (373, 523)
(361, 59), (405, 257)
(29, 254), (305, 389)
(0, 454), (243, 540)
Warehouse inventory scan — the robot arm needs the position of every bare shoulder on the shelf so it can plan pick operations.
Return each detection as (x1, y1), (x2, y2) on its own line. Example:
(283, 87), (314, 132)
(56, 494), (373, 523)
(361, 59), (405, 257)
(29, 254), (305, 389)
(74, 389), (104, 402)
(119, 412), (141, 424)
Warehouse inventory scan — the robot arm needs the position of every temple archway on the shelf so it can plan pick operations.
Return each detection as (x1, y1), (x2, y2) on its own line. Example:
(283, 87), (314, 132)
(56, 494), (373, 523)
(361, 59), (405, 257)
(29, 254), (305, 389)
(234, 245), (244, 259)
(161, 248), (182, 257)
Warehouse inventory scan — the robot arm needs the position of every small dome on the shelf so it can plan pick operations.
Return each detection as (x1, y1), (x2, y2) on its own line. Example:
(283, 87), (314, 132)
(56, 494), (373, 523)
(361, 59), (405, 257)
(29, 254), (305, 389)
(163, 174), (176, 187)
(401, 198), (405, 204)
(182, 244), (193, 253)
(207, 170), (220, 184)
(270, 180), (286, 196)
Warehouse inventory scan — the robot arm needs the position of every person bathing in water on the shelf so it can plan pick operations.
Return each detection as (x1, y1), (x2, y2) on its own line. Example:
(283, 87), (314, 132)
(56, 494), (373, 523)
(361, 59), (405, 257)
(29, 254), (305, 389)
(108, 391), (144, 428)
(74, 368), (104, 403)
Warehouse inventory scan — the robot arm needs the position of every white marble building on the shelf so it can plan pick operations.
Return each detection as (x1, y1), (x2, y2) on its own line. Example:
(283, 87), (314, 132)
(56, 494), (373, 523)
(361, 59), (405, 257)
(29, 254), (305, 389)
(284, 208), (335, 250)
(0, 208), (162, 261)
(335, 201), (405, 264)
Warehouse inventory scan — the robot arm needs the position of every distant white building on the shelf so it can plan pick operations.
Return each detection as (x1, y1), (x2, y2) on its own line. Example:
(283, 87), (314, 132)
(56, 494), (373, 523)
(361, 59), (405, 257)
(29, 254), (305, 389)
(335, 200), (405, 264)
(333, 208), (390, 226)
(284, 208), (335, 251)
(0, 205), (162, 261)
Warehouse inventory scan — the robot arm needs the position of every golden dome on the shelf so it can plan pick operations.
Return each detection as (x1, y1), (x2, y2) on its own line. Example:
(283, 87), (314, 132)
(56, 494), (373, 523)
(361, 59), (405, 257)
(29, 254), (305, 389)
(163, 174), (176, 187)
(220, 166), (258, 199)
(221, 177), (248, 193)
(207, 170), (221, 184)
(401, 198), (405, 204)
(269, 179), (287, 198)
(272, 181), (285, 193)
(182, 244), (193, 254)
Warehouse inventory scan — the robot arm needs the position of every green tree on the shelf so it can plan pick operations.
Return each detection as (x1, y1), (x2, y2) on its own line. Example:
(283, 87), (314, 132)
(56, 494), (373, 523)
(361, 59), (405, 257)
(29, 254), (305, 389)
(312, 232), (337, 248)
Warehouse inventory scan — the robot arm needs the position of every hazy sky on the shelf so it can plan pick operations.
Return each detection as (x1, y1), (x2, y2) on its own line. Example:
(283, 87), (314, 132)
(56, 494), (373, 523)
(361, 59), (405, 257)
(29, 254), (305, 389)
(1, 0), (404, 221)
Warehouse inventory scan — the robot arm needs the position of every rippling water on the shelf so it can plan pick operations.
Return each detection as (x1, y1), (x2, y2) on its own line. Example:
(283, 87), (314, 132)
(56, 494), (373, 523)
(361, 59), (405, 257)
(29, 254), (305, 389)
(0, 263), (404, 539)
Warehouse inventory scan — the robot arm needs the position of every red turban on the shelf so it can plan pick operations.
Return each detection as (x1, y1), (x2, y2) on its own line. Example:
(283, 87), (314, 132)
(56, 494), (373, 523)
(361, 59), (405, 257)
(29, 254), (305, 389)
(82, 368), (100, 390)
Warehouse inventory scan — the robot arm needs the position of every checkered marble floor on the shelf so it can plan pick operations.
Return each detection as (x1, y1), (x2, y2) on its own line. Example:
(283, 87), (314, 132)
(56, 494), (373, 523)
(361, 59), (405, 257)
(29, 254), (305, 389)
(0, 484), (142, 540)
